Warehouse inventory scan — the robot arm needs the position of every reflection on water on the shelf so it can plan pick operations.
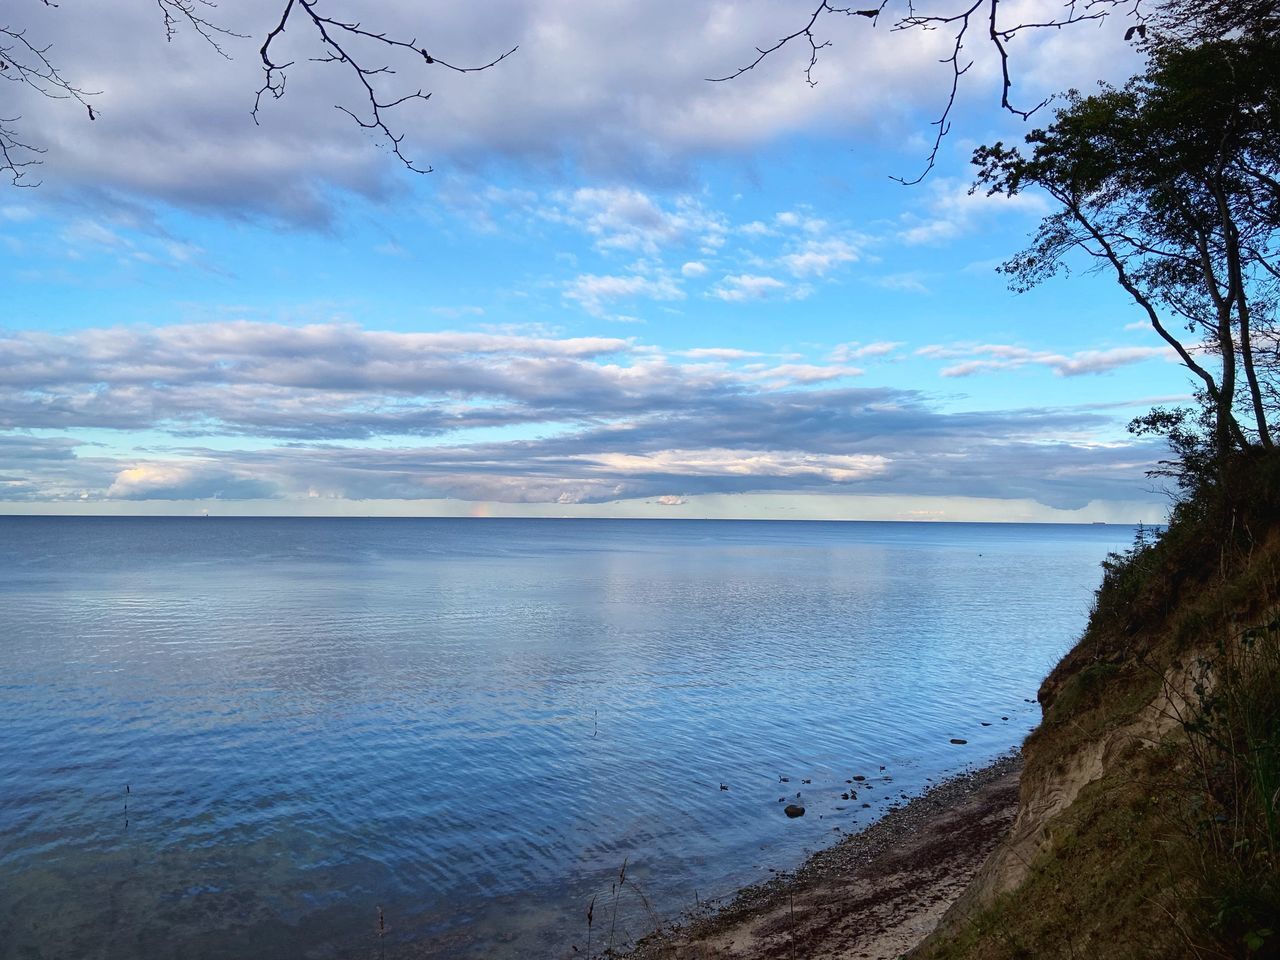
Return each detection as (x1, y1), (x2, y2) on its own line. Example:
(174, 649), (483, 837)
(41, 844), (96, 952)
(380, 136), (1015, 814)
(0, 517), (1135, 958)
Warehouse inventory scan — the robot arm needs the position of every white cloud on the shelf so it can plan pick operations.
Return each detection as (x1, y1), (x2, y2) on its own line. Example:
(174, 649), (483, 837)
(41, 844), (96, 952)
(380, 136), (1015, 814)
(563, 271), (684, 317)
(898, 178), (1049, 246)
(779, 237), (861, 277)
(681, 260), (709, 277)
(748, 363), (864, 384)
(711, 273), (785, 302)
(875, 272), (929, 294)
(583, 448), (890, 483)
(107, 462), (276, 500)
(922, 342), (1176, 377)
(829, 341), (905, 362)
(545, 187), (726, 256)
(679, 347), (762, 360)
(1, 0), (1145, 223)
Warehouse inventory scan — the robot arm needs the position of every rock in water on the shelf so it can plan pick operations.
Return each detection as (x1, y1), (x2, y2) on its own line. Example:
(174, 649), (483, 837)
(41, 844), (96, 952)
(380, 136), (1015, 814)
(784, 804), (805, 818)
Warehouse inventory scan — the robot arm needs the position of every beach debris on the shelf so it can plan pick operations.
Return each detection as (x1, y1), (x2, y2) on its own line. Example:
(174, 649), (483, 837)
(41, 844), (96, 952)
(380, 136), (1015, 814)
(853, 775), (866, 782)
(841, 792), (849, 800)
(779, 776), (790, 783)
(950, 738), (968, 745)
(801, 779), (811, 784)
(1001, 716), (1009, 720)
(719, 783), (729, 791)
(784, 804), (805, 818)
(981, 722), (992, 726)
(377, 906), (386, 938)
(862, 803), (871, 808)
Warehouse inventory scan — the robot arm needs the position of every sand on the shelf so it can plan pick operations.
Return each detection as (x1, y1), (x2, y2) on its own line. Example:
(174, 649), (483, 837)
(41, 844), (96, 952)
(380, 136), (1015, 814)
(622, 753), (1022, 960)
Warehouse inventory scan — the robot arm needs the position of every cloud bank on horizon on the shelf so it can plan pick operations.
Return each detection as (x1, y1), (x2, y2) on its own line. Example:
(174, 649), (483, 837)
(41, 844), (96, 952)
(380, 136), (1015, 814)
(0, 1), (1192, 520)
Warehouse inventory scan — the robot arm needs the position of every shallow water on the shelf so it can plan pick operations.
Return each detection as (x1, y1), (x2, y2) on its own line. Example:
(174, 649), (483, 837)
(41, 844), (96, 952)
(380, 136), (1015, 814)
(0, 517), (1136, 958)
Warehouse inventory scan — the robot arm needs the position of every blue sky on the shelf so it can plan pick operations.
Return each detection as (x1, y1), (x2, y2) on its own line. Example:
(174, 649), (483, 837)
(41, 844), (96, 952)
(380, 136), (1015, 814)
(0, 1), (1190, 520)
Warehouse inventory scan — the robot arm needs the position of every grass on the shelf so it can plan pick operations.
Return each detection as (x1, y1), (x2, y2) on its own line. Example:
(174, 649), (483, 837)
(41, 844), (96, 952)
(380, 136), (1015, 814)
(917, 451), (1280, 960)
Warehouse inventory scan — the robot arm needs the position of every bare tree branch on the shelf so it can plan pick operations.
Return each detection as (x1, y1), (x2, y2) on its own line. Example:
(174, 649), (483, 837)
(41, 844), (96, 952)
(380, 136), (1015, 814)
(710, 0), (1132, 184)
(0, 11), (99, 185)
(155, 0), (244, 58)
(1, 1), (518, 185)
(707, 2), (885, 87)
(251, 1), (517, 174)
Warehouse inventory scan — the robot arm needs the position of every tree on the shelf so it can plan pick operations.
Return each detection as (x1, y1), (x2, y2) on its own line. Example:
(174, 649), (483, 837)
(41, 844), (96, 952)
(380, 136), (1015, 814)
(715, 0), (1279, 182)
(5, 0), (1263, 192)
(972, 33), (1280, 470)
(0, 1), (516, 186)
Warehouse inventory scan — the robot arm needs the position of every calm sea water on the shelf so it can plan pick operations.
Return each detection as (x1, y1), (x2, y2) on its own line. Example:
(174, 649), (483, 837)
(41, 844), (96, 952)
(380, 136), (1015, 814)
(0, 517), (1136, 959)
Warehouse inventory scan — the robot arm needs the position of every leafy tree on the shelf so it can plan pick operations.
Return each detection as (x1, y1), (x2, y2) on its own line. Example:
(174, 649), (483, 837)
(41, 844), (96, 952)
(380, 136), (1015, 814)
(972, 34), (1280, 466)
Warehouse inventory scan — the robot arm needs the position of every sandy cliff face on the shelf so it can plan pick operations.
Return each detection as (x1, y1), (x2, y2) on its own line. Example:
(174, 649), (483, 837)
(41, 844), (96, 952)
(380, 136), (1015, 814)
(936, 653), (1205, 928)
(914, 465), (1280, 960)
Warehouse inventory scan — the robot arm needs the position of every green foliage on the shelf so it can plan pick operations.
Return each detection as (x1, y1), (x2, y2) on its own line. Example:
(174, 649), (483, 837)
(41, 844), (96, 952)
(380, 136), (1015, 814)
(1181, 620), (1280, 955)
(920, 450), (1280, 960)
(973, 34), (1280, 461)
(1098, 523), (1162, 613)
(1128, 403), (1218, 496)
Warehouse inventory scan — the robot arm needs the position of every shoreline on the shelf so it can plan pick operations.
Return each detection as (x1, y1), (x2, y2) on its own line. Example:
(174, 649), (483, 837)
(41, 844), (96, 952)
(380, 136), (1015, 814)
(624, 752), (1022, 960)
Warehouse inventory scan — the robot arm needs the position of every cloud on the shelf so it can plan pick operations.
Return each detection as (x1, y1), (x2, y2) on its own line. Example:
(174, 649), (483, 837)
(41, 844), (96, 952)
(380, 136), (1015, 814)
(898, 178), (1049, 246)
(544, 187), (727, 255)
(748, 363), (864, 384)
(679, 347), (763, 360)
(563, 272), (685, 318)
(681, 260), (709, 277)
(3, 0), (1132, 223)
(920, 342), (1176, 377)
(112, 393), (1164, 509)
(874, 272), (929, 294)
(584, 448), (889, 482)
(778, 238), (861, 277)
(711, 273), (786, 302)
(829, 341), (905, 362)
(0, 321), (1177, 510)
(107, 463), (278, 500)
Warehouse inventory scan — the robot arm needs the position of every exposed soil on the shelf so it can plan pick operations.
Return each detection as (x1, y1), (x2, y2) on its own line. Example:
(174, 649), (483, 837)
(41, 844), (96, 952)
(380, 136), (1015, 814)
(623, 754), (1022, 960)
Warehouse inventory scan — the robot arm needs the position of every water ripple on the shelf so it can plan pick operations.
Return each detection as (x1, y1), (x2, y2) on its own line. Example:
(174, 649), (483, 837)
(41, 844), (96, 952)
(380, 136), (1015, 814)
(0, 517), (1134, 959)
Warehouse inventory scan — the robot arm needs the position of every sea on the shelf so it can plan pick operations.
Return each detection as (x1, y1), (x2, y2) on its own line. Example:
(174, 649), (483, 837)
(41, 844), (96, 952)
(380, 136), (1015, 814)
(0, 516), (1138, 959)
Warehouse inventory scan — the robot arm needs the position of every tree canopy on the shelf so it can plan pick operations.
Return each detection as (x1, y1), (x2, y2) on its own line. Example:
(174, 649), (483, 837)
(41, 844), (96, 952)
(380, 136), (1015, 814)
(973, 28), (1280, 478)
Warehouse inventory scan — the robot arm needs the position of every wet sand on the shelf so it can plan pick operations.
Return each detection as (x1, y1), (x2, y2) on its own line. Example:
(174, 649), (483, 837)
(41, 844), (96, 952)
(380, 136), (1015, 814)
(623, 753), (1021, 960)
